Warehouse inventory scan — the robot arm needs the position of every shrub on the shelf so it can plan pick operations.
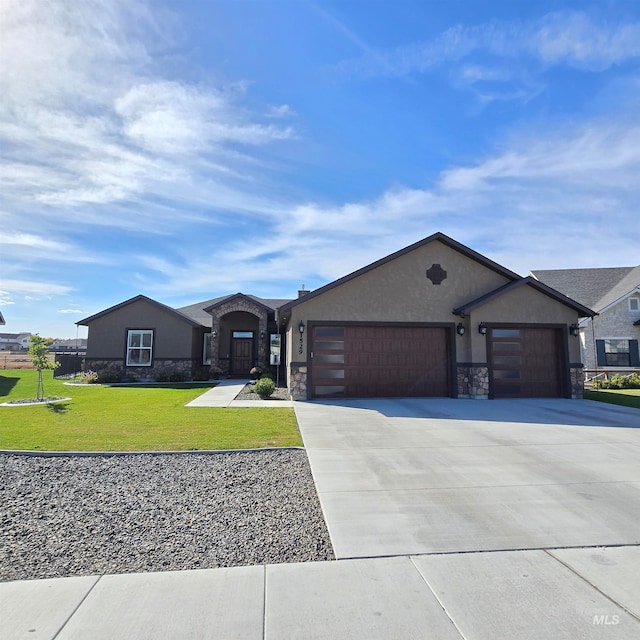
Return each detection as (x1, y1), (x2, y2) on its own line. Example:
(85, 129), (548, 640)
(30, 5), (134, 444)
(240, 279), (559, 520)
(254, 377), (275, 399)
(596, 373), (640, 390)
(209, 366), (223, 380)
(79, 370), (99, 384)
(96, 369), (122, 383)
(154, 368), (187, 383)
(250, 366), (263, 380)
(260, 372), (275, 382)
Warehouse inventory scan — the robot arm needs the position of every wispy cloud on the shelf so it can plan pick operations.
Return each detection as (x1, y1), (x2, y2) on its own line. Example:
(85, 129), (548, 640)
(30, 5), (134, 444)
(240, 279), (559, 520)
(335, 10), (640, 102)
(58, 309), (83, 315)
(0, 0), (294, 228)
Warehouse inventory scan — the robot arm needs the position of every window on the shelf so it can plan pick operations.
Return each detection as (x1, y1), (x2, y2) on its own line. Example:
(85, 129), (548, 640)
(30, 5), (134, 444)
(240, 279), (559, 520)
(232, 331), (253, 338)
(126, 330), (153, 366)
(630, 297), (640, 312)
(203, 333), (212, 365)
(604, 339), (630, 367)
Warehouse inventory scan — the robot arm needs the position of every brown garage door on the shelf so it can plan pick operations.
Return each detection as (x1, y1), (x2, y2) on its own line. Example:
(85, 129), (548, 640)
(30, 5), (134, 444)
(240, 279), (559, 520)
(489, 327), (563, 398)
(311, 325), (451, 398)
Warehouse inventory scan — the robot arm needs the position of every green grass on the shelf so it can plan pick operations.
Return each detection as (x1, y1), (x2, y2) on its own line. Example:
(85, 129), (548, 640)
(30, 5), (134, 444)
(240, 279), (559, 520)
(0, 370), (301, 451)
(584, 388), (640, 409)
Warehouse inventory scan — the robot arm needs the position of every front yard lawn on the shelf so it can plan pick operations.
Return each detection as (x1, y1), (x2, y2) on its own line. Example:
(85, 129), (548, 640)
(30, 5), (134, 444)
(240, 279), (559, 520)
(0, 371), (301, 451)
(584, 388), (640, 410)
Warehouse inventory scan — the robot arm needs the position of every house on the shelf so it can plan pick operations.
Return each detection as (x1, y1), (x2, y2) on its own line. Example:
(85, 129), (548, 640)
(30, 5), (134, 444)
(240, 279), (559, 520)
(531, 266), (640, 374)
(0, 332), (32, 351)
(78, 232), (594, 400)
(0, 310), (5, 325)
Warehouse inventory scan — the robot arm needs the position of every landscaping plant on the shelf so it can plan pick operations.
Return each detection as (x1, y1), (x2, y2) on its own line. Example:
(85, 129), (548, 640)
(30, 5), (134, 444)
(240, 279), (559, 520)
(255, 377), (276, 399)
(28, 334), (60, 401)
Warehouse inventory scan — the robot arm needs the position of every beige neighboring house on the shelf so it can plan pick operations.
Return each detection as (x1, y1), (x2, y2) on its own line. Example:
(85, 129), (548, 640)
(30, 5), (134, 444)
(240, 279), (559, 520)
(532, 266), (640, 375)
(79, 232), (595, 400)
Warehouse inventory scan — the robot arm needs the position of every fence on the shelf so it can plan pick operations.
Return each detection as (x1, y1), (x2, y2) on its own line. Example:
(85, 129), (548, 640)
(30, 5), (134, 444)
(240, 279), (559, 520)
(54, 353), (86, 378)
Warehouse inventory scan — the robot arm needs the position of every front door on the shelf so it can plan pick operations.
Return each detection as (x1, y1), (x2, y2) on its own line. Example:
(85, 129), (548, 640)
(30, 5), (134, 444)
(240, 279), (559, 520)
(232, 338), (253, 376)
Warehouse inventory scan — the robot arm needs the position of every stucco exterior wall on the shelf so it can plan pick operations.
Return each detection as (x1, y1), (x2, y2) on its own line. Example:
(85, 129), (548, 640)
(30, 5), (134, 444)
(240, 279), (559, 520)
(580, 295), (640, 370)
(464, 285), (581, 363)
(85, 299), (196, 360)
(287, 240), (512, 362)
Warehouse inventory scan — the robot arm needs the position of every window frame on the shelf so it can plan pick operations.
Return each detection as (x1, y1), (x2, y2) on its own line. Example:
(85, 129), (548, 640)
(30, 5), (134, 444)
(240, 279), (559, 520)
(629, 297), (640, 312)
(126, 329), (154, 367)
(603, 338), (631, 367)
(203, 332), (212, 365)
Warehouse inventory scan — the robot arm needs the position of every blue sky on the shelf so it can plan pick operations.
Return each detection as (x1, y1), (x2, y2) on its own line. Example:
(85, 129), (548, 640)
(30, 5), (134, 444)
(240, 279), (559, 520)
(1, 0), (640, 338)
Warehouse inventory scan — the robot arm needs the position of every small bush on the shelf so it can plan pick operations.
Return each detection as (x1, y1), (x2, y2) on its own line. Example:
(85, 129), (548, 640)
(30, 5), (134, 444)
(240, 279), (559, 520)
(79, 370), (99, 384)
(250, 366), (263, 380)
(596, 373), (640, 390)
(154, 368), (187, 383)
(254, 377), (275, 399)
(96, 369), (122, 383)
(260, 372), (275, 382)
(209, 366), (223, 380)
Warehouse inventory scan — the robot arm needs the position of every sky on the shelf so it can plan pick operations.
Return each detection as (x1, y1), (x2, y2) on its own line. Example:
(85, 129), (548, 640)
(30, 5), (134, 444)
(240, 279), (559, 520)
(1, 0), (640, 338)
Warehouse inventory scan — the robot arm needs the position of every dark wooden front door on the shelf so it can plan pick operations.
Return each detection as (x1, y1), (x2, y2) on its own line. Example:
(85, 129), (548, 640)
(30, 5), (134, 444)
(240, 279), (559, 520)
(232, 338), (252, 376)
(489, 327), (563, 398)
(311, 325), (450, 398)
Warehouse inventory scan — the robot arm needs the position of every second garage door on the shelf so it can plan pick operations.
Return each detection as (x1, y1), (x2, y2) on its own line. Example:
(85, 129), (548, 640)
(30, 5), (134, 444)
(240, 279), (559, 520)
(489, 327), (564, 398)
(311, 325), (451, 398)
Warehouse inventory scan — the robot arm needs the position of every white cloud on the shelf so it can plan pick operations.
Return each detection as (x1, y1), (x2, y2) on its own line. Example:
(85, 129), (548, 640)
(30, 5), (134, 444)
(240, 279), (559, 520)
(1, 280), (73, 296)
(58, 309), (82, 315)
(0, 0), (295, 228)
(336, 10), (640, 101)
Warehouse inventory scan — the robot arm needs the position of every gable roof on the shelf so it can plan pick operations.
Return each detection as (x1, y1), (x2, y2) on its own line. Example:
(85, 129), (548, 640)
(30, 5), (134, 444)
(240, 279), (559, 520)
(453, 277), (596, 318)
(278, 232), (522, 313)
(0, 310), (4, 325)
(531, 266), (640, 312)
(76, 295), (203, 328)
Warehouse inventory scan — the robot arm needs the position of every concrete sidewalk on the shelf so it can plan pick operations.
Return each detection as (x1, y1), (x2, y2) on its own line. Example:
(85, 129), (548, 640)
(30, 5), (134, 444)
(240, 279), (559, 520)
(3, 548), (639, 639)
(185, 379), (294, 408)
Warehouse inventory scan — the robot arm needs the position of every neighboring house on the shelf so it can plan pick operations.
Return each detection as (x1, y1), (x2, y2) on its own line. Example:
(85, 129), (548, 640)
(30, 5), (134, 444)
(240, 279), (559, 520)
(0, 310), (5, 325)
(0, 332), (32, 351)
(50, 338), (88, 351)
(78, 232), (594, 400)
(532, 266), (640, 374)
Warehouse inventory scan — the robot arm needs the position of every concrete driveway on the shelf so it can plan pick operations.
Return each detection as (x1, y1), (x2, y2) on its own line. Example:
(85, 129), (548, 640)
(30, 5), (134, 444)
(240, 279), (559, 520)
(294, 398), (640, 559)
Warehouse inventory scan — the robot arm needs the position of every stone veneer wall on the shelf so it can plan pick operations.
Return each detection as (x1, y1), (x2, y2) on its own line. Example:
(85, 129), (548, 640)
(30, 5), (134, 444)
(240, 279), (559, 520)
(84, 359), (208, 381)
(208, 298), (268, 375)
(570, 365), (584, 399)
(457, 365), (489, 399)
(289, 363), (307, 400)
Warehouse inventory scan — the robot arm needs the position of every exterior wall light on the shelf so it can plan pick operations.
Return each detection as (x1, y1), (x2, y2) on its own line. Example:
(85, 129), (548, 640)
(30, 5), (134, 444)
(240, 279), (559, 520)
(478, 322), (488, 335)
(212, 330), (217, 338)
(456, 323), (465, 336)
(569, 323), (580, 337)
(298, 321), (305, 355)
(260, 331), (265, 339)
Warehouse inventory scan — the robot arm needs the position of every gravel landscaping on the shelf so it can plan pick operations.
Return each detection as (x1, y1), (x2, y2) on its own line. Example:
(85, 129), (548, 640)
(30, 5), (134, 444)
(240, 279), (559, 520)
(0, 450), (333, 582)
(234, 382), (291, 401)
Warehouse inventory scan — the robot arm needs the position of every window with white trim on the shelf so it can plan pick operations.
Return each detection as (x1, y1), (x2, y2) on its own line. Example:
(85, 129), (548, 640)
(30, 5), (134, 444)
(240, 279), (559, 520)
(203, 333), (212, 365)
(126, 330), (153, 366)
(629, 297), (639, 312)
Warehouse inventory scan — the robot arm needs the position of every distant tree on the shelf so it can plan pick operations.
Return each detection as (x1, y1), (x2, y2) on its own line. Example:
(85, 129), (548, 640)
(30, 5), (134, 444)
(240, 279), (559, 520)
(28, 334), (60, 401)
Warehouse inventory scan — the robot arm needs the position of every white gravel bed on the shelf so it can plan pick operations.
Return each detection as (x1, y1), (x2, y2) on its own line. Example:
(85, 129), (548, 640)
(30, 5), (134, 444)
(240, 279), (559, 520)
(0, 450), (334, 582)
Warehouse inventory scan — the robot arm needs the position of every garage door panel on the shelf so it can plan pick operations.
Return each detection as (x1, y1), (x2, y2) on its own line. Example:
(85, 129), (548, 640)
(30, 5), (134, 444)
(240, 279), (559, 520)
(312, 325), (451, 398)
(490, 327), (563, 398)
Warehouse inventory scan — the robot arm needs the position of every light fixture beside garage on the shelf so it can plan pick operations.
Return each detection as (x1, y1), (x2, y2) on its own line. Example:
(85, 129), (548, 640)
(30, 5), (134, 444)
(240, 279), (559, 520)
(456, 322), (465, 336)
(478, 322), (488, 335)
(569, 323), (580, 337)
(298, 321), (305, 354)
